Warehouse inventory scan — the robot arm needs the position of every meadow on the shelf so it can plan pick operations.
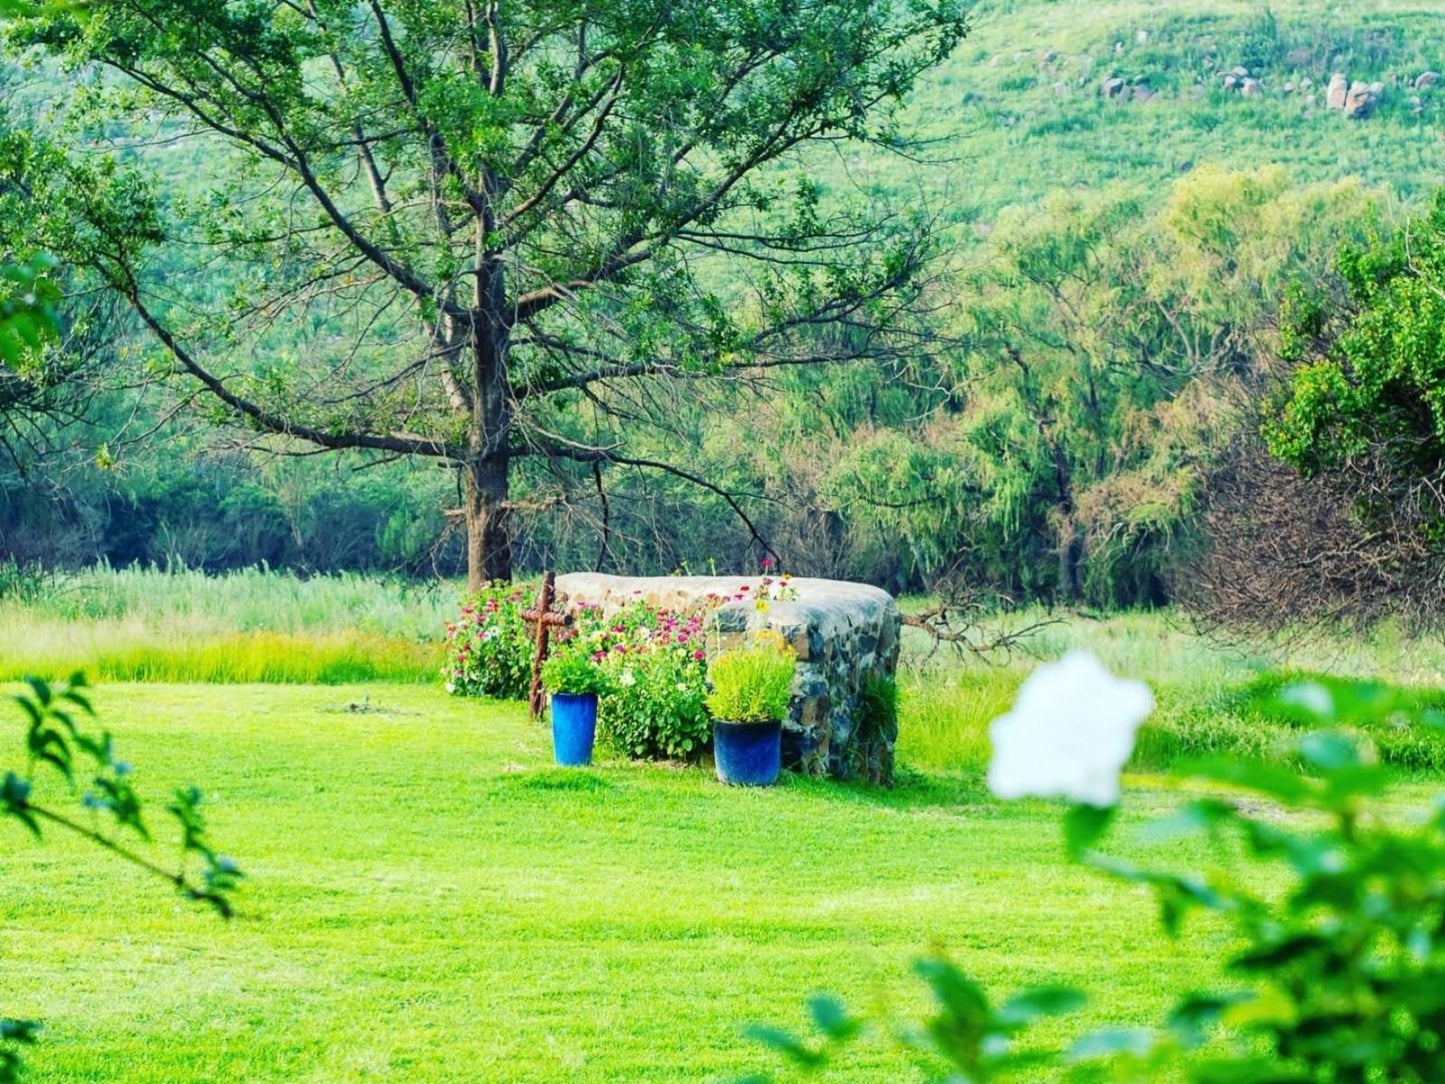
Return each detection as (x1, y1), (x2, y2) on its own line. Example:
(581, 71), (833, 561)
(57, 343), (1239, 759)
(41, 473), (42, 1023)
(3, 570), (1445, 1081)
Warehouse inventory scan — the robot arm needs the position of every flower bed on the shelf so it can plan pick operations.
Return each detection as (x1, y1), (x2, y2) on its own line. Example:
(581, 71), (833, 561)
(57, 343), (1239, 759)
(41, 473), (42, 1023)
(441, 581), (536, 699)
(572, 597), (717, 760)
(443, 584), (724, 762)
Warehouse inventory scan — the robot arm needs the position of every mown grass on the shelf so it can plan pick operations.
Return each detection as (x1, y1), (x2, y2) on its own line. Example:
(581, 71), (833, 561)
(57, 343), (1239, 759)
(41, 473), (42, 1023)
(0, 681), (1300, 1084)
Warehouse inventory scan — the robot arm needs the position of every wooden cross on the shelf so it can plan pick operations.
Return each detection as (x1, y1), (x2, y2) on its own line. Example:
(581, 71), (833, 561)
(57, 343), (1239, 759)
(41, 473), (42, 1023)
(520, 571), (571, 719)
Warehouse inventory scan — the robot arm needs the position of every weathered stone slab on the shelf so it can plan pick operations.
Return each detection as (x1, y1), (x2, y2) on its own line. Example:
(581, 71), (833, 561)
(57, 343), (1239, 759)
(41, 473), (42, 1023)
(554, 573), (902, 782)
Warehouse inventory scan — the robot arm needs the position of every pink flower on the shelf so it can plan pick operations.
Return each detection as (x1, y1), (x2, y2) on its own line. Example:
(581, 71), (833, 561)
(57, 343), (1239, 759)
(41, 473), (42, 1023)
(693, 650), (705, 661)
(761, 557), (773, 570)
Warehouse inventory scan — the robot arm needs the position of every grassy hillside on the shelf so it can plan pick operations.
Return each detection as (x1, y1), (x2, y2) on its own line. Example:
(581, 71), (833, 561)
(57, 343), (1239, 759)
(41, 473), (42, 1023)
(843, 0), (1445, 224)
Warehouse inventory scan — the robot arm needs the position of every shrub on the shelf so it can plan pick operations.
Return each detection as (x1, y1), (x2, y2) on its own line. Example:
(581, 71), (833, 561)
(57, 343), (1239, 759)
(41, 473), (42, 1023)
(442, 582), (536, 698)
(540, 642), (608, 697)
(601, 645), (711, 760)
(574, 598), (715, 760)
(706, 633), (795, 725)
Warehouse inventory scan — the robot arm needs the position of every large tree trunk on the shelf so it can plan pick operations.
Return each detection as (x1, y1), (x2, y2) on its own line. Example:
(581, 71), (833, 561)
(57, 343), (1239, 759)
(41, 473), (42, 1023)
(464, 454), (512, 589)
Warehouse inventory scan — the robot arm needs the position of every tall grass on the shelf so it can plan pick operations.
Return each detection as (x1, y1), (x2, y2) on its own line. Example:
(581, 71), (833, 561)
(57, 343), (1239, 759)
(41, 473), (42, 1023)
(0, 566), (458, 684)
(895, 607), (1445, 774)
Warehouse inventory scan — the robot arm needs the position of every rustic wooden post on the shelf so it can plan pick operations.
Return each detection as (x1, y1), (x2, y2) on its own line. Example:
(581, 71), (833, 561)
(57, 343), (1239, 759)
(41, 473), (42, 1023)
(521, 571), (570, 720)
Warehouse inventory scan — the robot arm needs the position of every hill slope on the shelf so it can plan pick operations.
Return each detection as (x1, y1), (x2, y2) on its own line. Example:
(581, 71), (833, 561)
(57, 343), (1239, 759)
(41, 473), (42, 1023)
(844, 0), (1445, 225)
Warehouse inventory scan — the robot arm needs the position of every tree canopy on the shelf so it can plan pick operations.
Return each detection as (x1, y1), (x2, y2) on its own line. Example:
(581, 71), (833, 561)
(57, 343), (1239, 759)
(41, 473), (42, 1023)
(5, 0), (968, 586)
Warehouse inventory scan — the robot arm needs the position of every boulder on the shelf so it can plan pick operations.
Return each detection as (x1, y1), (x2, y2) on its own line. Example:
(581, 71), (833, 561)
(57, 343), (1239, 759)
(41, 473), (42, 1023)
(1135, 29), (1149, 45)
(1344, 80), (1378, 118)
(553, 573), (903, 783)
(1416, 71), (1440, 90)
(1223, 74), (1238, 90)
(1240, 78), (1262, 97)
(1101, 76), (1125, 98)
(1326, 73), (1349, 109)
(1300, 76), (1314, 91)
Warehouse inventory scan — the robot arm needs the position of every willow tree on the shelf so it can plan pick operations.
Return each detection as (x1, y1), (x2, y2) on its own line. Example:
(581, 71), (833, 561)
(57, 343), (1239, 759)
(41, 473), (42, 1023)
(8, 0), (967, 586)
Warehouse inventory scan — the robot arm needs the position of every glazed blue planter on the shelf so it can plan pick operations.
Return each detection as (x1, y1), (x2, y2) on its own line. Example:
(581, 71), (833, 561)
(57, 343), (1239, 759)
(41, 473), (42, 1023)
(551, 692), (598, 767)
(713, 720), (782, 786)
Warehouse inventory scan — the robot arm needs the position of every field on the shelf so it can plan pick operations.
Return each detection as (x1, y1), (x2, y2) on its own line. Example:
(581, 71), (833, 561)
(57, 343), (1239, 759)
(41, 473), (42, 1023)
(2, 571), (1444, 1081)
(0, 683), (1294, 1084)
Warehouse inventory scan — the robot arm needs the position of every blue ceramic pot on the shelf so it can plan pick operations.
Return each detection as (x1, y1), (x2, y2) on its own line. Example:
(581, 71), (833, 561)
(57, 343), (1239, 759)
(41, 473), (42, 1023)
(551, 692), (598, 767)
(713, 720), (782, 786)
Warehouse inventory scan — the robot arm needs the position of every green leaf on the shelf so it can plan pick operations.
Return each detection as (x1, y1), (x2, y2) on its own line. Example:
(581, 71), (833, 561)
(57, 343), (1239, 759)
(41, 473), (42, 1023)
(1066, 1027), (1155, 1061)
(21, 677), (50, 708)
(1298, 731), (1362, 772)
(996, 985), (1085, 1031)
(1229, 933), (1328, 973)
(1063, 802), (1115, 856)
(1167, 992), (1250, 1047)
(914, 956), (990, 1021)
(1182, 758), (1311, 805)
(742, 1025), (825, 1069)
(805, 994), (860, 1042)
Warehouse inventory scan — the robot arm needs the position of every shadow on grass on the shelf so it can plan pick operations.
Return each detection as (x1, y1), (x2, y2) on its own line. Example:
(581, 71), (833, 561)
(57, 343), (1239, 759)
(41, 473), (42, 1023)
(777, 764), (990, 811)
(490, 767), (621, 793)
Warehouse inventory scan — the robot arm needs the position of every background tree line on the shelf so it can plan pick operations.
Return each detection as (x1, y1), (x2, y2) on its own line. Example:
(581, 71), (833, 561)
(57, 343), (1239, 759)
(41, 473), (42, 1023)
(2, 0), (1443, 629)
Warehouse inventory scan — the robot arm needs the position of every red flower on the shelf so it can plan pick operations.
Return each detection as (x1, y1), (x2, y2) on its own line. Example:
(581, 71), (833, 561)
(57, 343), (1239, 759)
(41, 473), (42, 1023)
(693, 650), (705, 661)
(761, 557), (773, 570)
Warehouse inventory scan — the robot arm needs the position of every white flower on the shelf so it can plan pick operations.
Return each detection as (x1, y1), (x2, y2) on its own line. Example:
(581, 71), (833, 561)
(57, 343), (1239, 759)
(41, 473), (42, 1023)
(444, 682), (456, 694)
(987, 650), (1154, 808)
(618, 668), (636, 688)
(481, 627), (499, 642)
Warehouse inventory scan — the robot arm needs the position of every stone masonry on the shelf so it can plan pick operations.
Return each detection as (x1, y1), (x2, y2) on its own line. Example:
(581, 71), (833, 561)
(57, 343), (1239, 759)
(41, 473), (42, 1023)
(553, 573), (902, 782)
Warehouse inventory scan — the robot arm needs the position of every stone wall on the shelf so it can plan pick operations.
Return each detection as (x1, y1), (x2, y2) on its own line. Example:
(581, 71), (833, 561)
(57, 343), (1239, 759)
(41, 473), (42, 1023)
(553, 573), (902, 783)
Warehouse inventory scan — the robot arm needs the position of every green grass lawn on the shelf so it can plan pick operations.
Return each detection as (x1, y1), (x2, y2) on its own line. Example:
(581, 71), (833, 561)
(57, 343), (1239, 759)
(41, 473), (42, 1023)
(0, 681), (1311, 1083)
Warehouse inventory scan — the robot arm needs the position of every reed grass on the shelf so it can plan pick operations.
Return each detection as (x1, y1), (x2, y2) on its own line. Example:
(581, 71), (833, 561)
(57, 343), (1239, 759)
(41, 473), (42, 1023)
(0, 566), (456, 684)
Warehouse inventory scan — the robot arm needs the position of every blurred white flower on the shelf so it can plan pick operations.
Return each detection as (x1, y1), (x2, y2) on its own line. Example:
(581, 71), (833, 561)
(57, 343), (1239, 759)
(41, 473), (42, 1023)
(987, 650), (1154, 807)
(444, 682), (457, 694)
(618, 668), (637, 688)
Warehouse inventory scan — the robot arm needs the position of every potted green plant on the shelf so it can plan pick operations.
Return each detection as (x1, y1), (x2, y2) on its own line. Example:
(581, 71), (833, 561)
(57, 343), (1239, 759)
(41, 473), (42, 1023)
(705, 633), (796, 786)
(541, 643), (609, 766)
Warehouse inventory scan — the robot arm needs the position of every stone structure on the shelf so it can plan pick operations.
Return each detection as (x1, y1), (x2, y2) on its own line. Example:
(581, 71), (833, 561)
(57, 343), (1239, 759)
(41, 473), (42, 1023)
(554, 573), (902, 782)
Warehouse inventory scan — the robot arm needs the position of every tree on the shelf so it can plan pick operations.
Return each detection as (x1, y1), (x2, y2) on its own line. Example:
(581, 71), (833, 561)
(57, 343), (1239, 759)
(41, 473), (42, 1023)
(939, 168), (1371, 605)
(6, 0), (968, 587)
(1220, 188), (1445, 631)
(1267, 189), (1445, 505)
